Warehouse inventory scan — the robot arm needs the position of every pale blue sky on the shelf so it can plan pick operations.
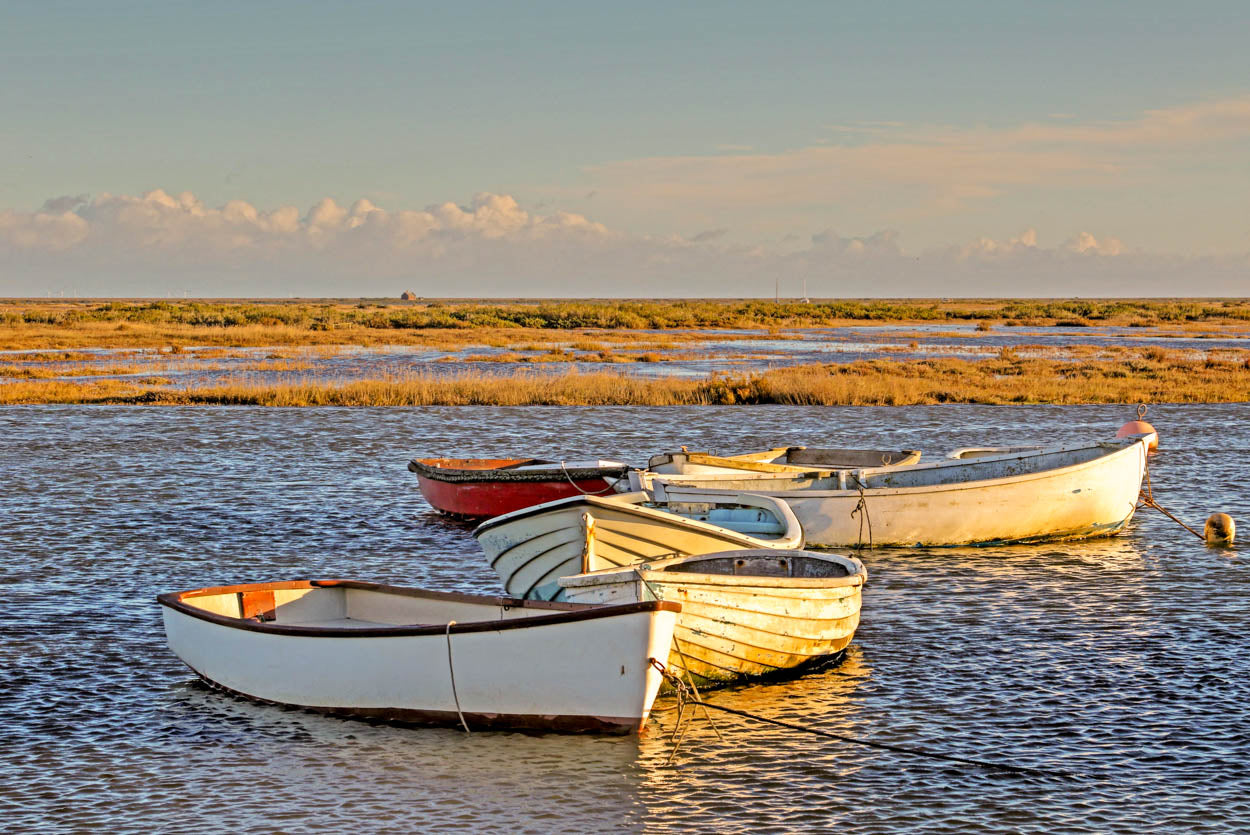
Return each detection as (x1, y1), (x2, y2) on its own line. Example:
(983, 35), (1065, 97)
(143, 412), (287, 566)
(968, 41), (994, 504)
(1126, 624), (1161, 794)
(2, 1), (1248, 295)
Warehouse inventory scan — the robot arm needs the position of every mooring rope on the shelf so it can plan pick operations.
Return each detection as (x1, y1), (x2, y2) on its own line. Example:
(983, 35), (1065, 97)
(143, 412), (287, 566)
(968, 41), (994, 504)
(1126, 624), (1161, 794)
(445, 620), (470, 734)
(559, 461), (625, 496)
(647, 658), (1071, 778)
(632, 568), (723, 751)
(669, 637), (724, 745)
(1137, 454), (1205, 542)
(850, 477), (873, 549)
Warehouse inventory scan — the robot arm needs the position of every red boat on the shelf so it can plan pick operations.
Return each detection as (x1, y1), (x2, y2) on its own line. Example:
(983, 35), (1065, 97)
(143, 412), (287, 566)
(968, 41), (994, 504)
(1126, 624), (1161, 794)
(408, 457), (631, 519)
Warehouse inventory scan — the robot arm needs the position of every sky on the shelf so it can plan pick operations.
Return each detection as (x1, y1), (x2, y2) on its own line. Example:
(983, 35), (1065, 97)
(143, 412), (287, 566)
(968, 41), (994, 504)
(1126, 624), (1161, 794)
(1, 1), (1248, 297)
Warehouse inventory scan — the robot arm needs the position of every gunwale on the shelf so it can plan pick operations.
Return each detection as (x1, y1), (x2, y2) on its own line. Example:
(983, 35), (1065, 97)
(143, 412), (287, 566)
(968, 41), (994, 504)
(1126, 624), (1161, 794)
(472, 491), (799, 541)
(407, 457), (630, 484)
(647, 446), (922, 474)
(559, 565), (865, 591)
(157, 579), (680, 638)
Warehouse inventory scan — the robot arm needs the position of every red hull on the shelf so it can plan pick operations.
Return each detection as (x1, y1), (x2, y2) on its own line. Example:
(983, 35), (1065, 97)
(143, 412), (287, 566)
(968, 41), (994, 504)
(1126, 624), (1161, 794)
(408, 457), (628, 519)
(416, 475), (617, 518)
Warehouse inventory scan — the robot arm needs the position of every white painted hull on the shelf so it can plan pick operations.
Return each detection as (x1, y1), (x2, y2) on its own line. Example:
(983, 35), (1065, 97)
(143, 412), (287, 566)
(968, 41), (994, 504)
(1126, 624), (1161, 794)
(160, 580), (679, 733)
(473, 492), (803, 601)
(559, 550), (866, 687)
(647, 437), (1149, 547)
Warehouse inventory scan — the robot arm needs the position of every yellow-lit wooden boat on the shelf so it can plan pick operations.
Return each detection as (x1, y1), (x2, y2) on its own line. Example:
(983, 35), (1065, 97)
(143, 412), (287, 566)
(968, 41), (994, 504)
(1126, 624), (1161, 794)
(557, 549), (866, 688)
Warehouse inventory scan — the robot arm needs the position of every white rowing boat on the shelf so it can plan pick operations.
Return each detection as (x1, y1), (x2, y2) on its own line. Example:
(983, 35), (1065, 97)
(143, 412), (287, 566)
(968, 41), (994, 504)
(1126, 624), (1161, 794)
(473, 491), (803, 601)
(159, 579), (679, 733)
(558, 549), (867, 687)
(640, 436), (1151, 547)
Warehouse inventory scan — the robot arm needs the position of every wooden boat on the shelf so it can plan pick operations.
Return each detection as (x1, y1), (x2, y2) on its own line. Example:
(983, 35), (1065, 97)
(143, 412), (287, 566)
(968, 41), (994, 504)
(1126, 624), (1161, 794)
(641, 445), (921, 477)
(159, 579), (680, 734)
(641, 436), (1151, 548)
(408, 457), (630, 518)
(557, 549), (867, 687)
(473, 491), (804, 601)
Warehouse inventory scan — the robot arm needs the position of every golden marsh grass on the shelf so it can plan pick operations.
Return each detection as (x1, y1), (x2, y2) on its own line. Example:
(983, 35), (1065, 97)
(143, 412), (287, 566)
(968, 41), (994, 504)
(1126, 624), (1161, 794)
(4, 354), (1247, 406)
(4, 298), (1250, 351)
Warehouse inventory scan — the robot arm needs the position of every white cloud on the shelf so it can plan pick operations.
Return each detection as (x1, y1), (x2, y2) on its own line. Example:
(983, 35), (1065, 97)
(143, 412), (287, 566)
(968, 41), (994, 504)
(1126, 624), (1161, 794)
(956, 228), (1040, 259)
(1064, 231), (1124, 257)
(811, 229), (902, 257)
(1, 189), (614, 255)
(0, 189), (1245, 297)
(0, 207), (89, 250)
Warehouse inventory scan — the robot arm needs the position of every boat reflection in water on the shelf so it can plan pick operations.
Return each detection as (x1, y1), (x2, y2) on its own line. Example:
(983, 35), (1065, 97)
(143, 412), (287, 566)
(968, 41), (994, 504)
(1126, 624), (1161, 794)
(162, 679), (661, 830)
(636, 649), (875, 823)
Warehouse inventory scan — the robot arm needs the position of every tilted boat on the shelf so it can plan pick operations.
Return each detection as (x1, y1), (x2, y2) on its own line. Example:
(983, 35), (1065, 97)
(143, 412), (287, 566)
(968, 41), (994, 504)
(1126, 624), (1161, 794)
(159, 579), (679, 734)
(408, 457), (630, 518)
(641, 435), (1151, 548)
(557, 549), (867, 687)
(473, 491), (804, 601)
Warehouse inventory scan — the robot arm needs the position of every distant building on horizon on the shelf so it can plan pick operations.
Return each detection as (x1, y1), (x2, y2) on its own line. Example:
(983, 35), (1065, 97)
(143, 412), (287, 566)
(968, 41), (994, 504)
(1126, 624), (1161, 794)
(400, 290), (419, 300)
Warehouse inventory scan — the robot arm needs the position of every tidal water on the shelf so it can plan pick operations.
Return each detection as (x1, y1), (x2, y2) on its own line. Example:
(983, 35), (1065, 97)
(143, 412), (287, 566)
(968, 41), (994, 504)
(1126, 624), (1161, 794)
(7, 322), (1248, 387)
(1, 404), (1247, 833)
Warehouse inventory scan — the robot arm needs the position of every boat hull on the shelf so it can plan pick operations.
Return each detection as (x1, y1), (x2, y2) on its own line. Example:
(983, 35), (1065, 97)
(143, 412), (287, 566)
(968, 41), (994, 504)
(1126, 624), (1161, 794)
(559, 551), (865, 688)
(160, 580), (678, 734)
(415, 472), (619, 518)
(409, 458), (628, 518)
(653, 438), (1149, 547)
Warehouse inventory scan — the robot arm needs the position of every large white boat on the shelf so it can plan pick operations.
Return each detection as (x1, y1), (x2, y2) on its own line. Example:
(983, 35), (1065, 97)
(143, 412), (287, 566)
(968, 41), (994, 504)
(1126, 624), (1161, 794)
(473, 491), (803, 601)
(639, 436), (1151, 548)
(558, 549), (867, 687)
(159, 579), (679, 734)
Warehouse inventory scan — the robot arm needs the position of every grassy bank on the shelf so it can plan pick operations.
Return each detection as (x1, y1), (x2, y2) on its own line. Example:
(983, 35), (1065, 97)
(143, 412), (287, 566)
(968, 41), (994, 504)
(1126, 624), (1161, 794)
(5, 353), (1248, 406)
(3, 298), (1249, 350)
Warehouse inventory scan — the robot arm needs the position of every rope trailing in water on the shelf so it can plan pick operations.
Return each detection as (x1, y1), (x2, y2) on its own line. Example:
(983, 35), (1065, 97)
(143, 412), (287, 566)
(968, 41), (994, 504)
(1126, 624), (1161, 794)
(665, 638), (724, 766)
(647, 658), (1071, 779)
(1137, 455), (1205, 542)
(445, 620), (470, 734)
(632, 569), (724, 760)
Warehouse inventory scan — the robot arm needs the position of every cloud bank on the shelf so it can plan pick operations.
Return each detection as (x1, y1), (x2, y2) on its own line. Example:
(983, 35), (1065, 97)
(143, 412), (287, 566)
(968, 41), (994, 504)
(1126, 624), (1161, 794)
(1, 189), (1245, 297)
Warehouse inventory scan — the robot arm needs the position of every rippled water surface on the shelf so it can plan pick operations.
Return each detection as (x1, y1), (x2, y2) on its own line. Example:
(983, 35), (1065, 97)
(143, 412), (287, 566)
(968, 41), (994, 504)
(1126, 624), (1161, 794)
(2, 404), (1247, 832)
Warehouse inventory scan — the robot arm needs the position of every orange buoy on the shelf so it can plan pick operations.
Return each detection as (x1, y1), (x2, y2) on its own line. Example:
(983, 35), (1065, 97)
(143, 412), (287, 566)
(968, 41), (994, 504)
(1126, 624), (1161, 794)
(1117, 404), (1158, 453)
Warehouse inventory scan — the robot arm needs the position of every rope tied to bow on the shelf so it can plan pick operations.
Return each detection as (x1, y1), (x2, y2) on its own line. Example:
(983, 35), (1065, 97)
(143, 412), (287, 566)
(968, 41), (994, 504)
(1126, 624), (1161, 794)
(445, 621), (470, 734)
(850, 476), (873, 549)
(1136, 453), (1205, 542)
(559, 461), (625, 495)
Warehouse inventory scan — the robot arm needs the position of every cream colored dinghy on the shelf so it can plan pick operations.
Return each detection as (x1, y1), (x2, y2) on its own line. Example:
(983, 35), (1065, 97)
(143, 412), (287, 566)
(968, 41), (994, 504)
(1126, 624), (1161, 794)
(473, 491), (804, 601)
(558, 549), (867, 688)
(159, 579), (679, 734)
(642, 435), (1151, 548)
(638, 445), (921, 479)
